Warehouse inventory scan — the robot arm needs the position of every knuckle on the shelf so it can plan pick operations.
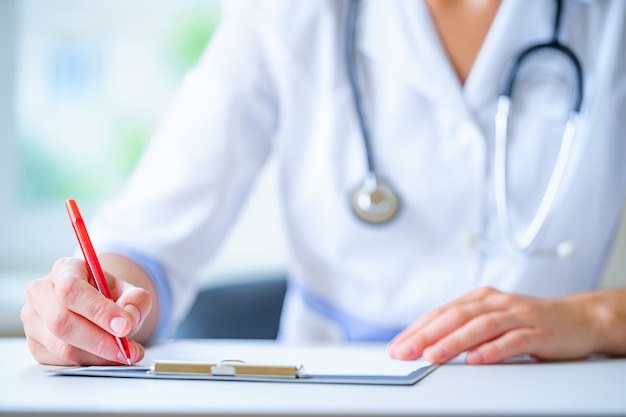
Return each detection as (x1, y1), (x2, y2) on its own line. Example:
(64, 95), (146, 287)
(535, 326), (555, 344)
(52, 257), (71, 270)
(87, 299), (114, 324)
(20, 304), (33, 325)
(54, 277), (78, 304)
(481, 345), (501, 362)
(138, 287), (152, 306)
(498, 293), (518, 306)
(508, 331), (530, 349)
(56, 342), (80, 365)
(429, 305), (447, 320)
(483, 331), (533, 363)
(134, 289), (153, 314)
(52, 257), (78, 274)
(513, 303), (537, 320)
(53, 257), (87, 281)
(484, 339), (507, 361)
(448, 308), (471, 324)
(48, 310), (73, 338)
(26, 278), (46, 301)
(409, 333), (428, 348)
(119, 285), (148, 306)
(94, 334), (113, 359)
(26, 338), (48, 363)
(472, 286), (494, 299)
(476, 315), (499, 334)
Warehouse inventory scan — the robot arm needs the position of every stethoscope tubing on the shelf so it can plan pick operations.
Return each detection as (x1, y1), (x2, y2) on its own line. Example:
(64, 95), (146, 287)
(500, 42), (584, 112)
(345, 0), (376, 174)
(495, 97), (579, 253)
(345, 0), (584, 257)
(494, 0), (584, 254)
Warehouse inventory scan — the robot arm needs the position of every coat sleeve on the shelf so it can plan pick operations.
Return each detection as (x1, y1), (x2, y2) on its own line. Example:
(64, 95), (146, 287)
(87, 4), (279, 335)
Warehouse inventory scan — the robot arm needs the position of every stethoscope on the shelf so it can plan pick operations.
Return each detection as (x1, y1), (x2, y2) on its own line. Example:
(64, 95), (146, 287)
(346, 0), (583, 258)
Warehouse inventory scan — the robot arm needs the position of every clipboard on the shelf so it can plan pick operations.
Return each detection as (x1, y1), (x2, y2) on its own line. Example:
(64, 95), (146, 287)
(53, 359), (437, 386)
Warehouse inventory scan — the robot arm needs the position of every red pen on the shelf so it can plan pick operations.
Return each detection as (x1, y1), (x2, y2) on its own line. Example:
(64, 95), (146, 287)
(65, 198), (132, 365)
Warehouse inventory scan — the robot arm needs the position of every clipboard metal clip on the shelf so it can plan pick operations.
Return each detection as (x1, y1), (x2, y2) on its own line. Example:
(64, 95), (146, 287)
(211, 360), (244, 376)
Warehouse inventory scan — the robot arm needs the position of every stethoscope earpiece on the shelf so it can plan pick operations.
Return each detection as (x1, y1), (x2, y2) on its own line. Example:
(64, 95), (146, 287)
(351, 174), (400, 224)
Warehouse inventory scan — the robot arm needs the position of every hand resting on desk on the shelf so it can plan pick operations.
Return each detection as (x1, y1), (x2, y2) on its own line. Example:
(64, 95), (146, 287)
(388, 286), (626, 364)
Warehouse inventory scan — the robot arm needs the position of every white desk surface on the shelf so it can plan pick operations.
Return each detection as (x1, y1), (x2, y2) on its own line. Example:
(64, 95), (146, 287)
(2, 337), (626, 417)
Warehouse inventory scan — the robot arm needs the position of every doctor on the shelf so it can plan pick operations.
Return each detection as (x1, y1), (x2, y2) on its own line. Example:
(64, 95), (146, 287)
(22, 0), (626, 366)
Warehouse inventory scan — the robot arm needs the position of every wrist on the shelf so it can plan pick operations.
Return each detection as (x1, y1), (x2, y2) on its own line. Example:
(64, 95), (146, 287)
(581, 289), (626, 355)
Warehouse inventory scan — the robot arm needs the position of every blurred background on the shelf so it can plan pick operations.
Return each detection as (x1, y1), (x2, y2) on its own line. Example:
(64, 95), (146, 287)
(0, 0), (288, 336)
(0, 0), (625, 338)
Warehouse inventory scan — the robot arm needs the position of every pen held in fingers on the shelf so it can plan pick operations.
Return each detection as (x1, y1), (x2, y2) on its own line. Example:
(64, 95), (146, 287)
(65, 198), (133, 365)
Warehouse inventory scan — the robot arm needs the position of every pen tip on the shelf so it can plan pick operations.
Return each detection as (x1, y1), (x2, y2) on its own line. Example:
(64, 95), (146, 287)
(126, 358), (132, 366)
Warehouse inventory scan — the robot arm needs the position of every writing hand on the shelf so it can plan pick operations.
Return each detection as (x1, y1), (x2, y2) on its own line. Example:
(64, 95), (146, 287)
(21, 257), (151, 366)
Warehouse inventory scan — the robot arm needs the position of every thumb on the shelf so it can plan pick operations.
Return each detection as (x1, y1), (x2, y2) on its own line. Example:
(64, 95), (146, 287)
(110, 278), (153, 333)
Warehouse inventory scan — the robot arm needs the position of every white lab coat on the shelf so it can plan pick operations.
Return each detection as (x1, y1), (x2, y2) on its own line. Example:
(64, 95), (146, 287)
(89, 0), (626, 341)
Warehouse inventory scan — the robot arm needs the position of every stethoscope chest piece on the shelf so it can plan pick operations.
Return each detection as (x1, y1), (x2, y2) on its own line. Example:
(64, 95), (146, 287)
(351, 174), (400, 224)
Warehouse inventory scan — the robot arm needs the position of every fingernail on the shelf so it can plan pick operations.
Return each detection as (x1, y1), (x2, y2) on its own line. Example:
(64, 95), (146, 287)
(466, 350), (483, 364)
(394, 343), (417, 359)
(110, 316), (128, 335)
(124, 304), (141, 326)
(424, 344), (447, 361)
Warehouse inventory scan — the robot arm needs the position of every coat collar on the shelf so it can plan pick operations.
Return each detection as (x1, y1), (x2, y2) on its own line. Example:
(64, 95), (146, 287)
(355, 0), (556, 114)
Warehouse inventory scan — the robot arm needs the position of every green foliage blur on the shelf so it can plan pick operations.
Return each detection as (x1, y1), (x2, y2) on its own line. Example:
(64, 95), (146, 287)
(167, 6), (221, 74)
(18, 3), (221, 207)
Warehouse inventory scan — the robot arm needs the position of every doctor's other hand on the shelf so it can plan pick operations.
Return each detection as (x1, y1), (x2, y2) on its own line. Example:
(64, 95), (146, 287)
(21, 257), (152, 366)
(388, 286), (626, 364)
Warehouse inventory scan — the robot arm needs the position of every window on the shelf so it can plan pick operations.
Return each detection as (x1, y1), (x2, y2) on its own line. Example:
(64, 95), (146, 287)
(0, 0), (287, 278)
